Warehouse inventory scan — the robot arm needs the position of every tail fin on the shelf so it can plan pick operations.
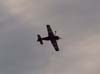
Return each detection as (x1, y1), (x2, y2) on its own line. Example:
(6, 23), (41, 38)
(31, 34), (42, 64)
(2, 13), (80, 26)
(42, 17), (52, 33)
(37, 34), (43, 44)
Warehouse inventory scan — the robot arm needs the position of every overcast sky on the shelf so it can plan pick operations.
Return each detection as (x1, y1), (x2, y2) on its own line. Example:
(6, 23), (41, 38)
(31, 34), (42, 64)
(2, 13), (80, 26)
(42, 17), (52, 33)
(0, 0), (100, 74)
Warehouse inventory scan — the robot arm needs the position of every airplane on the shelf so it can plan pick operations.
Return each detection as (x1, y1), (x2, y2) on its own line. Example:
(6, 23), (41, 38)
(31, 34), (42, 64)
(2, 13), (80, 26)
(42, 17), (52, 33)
(37, 24), (61, 51)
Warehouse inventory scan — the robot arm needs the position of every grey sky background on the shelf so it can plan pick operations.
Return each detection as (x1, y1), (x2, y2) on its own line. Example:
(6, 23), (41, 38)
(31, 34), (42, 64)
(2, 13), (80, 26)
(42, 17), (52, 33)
(0, 0), (100, 74)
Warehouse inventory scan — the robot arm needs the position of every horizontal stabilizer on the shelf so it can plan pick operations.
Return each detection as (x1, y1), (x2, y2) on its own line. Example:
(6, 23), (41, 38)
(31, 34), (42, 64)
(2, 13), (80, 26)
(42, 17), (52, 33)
(37, 34), (43, 44)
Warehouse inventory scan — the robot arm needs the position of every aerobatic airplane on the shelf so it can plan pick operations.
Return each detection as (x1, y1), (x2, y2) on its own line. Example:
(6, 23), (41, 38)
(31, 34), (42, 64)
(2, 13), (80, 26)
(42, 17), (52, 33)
(37, 25), (61, 51)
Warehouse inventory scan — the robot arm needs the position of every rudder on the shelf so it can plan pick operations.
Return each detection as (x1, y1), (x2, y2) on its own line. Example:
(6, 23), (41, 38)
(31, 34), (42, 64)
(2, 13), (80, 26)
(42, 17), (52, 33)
(37, 34), (43, 44)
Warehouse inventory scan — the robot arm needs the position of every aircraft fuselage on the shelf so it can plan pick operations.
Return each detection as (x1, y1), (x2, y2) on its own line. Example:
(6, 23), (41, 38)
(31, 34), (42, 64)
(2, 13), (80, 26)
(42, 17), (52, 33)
(42, 35), (60, 41)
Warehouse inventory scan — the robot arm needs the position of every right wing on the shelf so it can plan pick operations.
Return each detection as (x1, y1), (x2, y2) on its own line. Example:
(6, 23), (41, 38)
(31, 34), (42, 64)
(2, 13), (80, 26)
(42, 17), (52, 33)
(50, 39), (59, 51)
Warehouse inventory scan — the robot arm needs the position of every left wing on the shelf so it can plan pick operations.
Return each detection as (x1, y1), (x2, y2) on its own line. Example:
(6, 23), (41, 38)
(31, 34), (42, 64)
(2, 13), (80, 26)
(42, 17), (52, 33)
(46, 25), (54, 36)
(50, 39), (59, 51)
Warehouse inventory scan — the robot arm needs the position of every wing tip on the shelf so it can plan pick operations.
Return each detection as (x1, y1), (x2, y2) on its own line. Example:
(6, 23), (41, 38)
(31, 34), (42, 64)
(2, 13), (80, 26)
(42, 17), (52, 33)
(46, 24), (50, 27)
(55, 49), (60, 51)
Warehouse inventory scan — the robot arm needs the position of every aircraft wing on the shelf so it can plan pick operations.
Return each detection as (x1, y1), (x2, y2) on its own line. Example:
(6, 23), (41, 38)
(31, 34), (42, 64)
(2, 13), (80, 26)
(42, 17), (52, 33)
(46, 25), (54, 36)
(50, 39), (59, 51)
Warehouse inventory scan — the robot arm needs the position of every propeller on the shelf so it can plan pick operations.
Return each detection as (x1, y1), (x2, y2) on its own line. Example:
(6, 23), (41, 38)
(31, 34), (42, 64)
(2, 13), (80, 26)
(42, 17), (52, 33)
(55, 31), (57, 34)
(54, 31), (61, 39)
